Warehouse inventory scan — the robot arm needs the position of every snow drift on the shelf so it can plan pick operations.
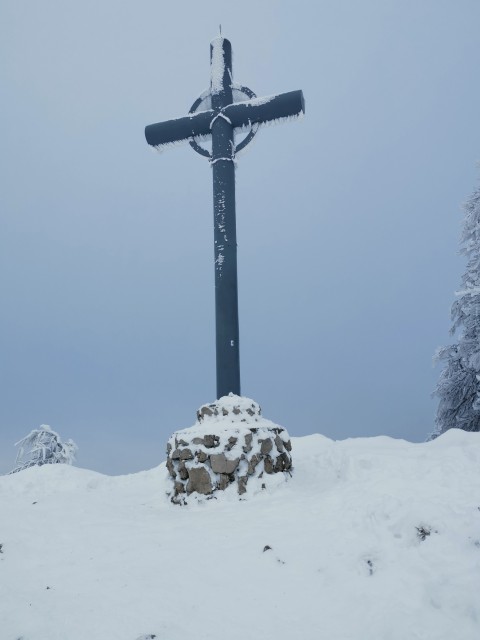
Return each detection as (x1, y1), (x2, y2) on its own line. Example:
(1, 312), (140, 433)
(1, 429), (480, 640)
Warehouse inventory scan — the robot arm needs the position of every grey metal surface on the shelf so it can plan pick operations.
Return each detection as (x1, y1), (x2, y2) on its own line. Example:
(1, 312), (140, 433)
(145, 37), (304, 400)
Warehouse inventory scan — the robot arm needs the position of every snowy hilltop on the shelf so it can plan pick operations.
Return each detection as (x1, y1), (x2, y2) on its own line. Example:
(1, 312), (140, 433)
(1, 430), (480, 640)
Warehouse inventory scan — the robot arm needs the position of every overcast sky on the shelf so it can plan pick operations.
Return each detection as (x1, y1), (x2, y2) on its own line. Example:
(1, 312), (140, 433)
(1, 0), (480, 474)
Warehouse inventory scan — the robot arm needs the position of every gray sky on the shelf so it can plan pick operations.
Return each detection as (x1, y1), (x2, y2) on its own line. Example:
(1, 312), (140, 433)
(1, 0), (480, 474)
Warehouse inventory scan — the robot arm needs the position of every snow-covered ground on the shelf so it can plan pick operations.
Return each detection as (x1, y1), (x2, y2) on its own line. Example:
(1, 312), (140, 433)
(1, 429), (480, 640)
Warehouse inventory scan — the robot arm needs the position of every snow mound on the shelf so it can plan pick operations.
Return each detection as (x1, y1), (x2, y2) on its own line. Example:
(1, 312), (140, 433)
(1, 429), (480, 639)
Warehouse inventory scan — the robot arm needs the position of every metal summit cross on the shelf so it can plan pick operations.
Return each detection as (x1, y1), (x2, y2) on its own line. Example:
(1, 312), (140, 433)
(145, 37), (305, 400)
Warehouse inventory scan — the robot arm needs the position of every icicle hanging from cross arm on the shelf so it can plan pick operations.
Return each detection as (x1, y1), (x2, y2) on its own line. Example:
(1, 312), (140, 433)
(233, 112), (305, 138)
(145, 109), (214, 150)
(223, 90), (305, 134)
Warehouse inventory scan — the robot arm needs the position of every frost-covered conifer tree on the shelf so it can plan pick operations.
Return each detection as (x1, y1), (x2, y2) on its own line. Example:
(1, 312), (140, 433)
(10, 425), (78, 473)
(432, 181), (480, 438)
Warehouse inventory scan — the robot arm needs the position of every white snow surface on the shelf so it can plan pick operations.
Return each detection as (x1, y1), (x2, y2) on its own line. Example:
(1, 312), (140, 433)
(210, 37), (225, 95)
(235, 94), (277, 107)
(1, 428), (480, 640)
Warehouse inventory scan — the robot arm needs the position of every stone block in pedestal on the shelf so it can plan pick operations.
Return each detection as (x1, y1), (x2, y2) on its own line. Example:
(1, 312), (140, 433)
(165, 395), (292, 504)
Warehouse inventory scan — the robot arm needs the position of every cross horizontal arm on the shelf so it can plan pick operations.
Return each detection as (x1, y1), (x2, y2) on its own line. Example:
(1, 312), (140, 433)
(145, 90), (305, 151)
(145, 109), (215, 149)
(223, 90), (305, 131)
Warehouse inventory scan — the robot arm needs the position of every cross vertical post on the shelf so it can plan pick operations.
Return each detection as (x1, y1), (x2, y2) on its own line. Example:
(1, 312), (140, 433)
(210, 38), (240, 398)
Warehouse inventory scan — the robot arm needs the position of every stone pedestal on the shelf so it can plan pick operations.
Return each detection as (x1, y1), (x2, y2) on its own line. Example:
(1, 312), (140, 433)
(166, 395), (292, 504)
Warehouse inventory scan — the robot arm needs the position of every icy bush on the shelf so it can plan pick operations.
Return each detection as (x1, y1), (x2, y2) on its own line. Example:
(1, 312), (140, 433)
(10, 425), (77, 473)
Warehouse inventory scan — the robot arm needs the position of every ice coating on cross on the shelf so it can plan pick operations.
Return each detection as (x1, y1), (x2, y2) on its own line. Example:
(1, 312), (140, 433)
(145, 37), (305, 400)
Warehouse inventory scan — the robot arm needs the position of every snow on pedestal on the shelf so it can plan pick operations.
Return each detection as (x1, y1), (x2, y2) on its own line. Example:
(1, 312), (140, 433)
(166, 395), (292, 504)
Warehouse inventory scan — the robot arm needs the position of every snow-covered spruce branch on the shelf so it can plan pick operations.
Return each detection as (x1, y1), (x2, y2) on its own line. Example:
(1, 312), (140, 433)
(431, 180), (480, 438)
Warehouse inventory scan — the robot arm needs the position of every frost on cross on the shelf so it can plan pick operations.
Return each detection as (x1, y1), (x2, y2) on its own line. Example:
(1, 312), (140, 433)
(10, 425), (78, 474)
(145, 36), (304, 400)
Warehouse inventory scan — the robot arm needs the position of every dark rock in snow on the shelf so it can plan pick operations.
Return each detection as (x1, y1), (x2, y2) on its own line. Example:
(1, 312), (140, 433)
(210, 453), (239, 475)
(225, 436), (238, 451)
(174, 481), (185, 493)
(166, 458), (176, 478)
(178, 462), (189, 481)
(274, 435), (284, 452)
(260, 438), (273, 455)
(274, 452), (291, 472)
(238, 476), (248, 495)
(247, 454), (260, 475)
(186, 467), (213, 495)
(204, 435), (220, 449)
(217, 473), (230, 490)
(264, 456), (274, 474)
(196, 450), (208, 463)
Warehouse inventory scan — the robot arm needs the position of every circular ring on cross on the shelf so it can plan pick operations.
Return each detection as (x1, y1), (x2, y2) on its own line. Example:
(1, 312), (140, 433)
(188, 85), (260, 159)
